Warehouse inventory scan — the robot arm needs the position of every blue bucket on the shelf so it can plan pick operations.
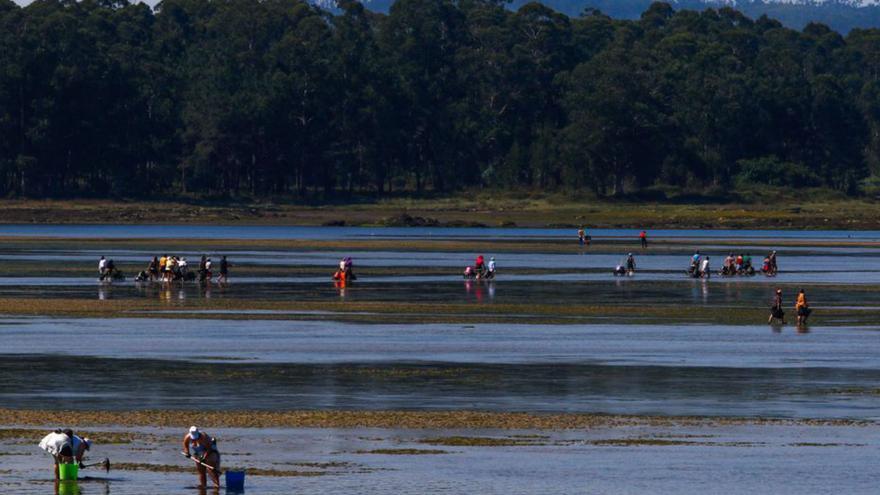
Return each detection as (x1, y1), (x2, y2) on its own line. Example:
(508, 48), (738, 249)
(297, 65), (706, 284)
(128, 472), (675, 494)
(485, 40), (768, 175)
(225, 470), (245, 492)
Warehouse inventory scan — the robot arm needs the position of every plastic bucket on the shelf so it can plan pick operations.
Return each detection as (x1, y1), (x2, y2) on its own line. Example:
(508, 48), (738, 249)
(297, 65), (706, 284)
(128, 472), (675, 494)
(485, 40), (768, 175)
(225, 470), (245, 491)
(59, 463), (79, 481)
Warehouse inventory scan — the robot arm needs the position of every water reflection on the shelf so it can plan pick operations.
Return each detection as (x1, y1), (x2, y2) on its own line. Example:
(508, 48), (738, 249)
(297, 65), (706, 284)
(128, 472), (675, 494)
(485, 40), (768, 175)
(54, 480), (110, 495)
(464, 280), (496, 302)
(4, 356), (879, 418)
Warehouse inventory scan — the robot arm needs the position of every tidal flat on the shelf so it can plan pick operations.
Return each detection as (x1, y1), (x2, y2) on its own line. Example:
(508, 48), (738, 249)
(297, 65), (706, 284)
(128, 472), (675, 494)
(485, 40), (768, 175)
(2, 421), (879, 494)
(2, 226), (879, 493)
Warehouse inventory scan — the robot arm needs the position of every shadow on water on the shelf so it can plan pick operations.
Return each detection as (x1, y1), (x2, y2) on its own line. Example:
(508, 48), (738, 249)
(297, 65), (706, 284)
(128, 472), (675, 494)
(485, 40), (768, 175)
(3, 356), (880, 418)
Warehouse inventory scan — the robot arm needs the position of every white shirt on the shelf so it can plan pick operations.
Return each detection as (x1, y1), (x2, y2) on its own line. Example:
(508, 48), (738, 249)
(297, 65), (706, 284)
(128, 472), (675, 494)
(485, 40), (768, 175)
(98, 259), (107, 270)
(39, 432), (70, 455)
(700, 259), (710, 271)
(488, 260), (496, 271)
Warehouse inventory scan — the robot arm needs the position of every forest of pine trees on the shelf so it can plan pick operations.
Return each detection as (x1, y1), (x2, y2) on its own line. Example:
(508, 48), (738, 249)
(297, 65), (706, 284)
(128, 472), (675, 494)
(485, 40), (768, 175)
(1, 0), (879, 198)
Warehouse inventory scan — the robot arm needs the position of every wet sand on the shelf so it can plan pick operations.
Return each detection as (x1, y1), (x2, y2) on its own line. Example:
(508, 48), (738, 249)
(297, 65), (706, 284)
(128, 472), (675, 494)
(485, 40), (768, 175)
(2, 421), (879, 494)
(1, 226), (878, 493)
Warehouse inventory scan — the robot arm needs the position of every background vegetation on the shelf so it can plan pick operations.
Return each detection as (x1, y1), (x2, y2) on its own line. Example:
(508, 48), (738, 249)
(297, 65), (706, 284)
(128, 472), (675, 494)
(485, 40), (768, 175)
(2, 0), (880, 200)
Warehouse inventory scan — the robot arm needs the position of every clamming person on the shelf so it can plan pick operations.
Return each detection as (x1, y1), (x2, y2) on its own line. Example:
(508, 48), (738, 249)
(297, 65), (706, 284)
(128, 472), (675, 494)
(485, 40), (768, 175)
(768, 289), (786, 324)
(182, 426), (220, 488)
(487, 256), (496, 278)
(577, 227), (585, 247)
(333, 264), (348, 284)
(699, 256), (711, 278)
(164, 256), (177, 282)
(98, 256), (107, 278)
(39, 429), (91, 481)
(474, 255), (486, 277)
(796, 289), (811, 326)
(769, 250), (778, 275)
(148, 256), (160, 281)
(639, 230), (648, 248)
(762, 255), (772, 275)
(722, 253), (735, 275)
(343, 257), (355, 280)
(688, 251), (701, 276)
(217, 255), (229, 283)
(625, 253), (636, 275)
(198, 255), (208, 282)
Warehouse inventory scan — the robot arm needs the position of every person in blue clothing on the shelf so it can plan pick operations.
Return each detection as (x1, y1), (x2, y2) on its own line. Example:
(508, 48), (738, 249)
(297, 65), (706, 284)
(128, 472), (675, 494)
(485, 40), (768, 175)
(689, 250), (701, 276)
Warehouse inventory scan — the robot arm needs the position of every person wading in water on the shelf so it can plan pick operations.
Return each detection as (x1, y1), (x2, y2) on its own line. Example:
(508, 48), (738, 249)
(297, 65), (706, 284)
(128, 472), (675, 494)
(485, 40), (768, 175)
(768, 289), (785, 325)
(182, 426), (221, 488)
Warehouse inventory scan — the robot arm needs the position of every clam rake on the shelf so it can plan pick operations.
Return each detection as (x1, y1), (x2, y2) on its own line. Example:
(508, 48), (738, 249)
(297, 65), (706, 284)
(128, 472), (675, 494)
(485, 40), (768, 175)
(80, 458), (111, 473)
(180, 451), (222, 475)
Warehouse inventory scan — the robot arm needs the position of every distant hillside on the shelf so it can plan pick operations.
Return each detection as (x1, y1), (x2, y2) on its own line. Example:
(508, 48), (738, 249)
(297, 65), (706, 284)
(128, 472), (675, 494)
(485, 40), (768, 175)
(521, 0), (880, 32)
(14, 0), (880, 32)
(349, 0), (880, 32)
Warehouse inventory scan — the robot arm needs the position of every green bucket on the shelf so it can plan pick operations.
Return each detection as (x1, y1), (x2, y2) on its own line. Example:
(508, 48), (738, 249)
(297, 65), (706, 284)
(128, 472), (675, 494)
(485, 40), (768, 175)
(59, 463), (79, 481)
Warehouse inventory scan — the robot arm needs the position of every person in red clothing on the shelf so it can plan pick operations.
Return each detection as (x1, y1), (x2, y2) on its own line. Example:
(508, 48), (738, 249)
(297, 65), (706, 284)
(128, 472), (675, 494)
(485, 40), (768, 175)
(639, 231), (648, 248)
(474, 255), (486, 277)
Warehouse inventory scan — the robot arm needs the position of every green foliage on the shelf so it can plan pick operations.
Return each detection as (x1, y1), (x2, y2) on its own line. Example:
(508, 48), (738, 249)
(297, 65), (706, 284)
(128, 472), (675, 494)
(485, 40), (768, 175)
(0, 1), (878, 198)
(735, 156), (821, 188)
(860, 175), (880, 196)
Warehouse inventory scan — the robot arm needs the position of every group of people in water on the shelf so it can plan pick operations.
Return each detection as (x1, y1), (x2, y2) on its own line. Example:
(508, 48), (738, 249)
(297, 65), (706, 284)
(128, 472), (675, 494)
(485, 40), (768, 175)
(140, 255), (230, 283)
(40, 425), (222, 489)
(97, 256), (121, 281)
(612, 249), (778, 279)
(769, 288), (811, 326)
(464, 255), (497, 279)
(578, 228), (649, 248)
(687, 250), (778, 278)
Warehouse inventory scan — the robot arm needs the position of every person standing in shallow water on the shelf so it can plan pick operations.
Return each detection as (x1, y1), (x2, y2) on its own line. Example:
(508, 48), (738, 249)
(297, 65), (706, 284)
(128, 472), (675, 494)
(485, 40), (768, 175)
(768, 289), (785, 325)
(198, 255), (207, 283)
(218, 256), (230, 284)
(182, 426), (220, 488)
(796, 289), (811, 326)
(639, 230), (648, 248)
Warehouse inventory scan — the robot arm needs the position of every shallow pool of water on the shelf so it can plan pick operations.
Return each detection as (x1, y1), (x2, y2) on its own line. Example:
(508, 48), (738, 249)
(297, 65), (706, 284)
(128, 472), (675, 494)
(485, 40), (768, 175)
(1, 424), (878, 495)
(2, 319), (880, 418)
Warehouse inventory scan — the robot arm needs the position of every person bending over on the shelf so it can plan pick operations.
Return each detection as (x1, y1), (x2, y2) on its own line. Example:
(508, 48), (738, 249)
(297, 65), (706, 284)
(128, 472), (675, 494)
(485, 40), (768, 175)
(182, 426), (221, 488)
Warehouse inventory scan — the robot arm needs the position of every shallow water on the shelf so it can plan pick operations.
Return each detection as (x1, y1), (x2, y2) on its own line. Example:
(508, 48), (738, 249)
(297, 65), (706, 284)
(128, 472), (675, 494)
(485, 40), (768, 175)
(2, 223), (880, 241)
(2, 319), (880, 418)
(2, 424), (879, 495)
(3, 226), (880, 492)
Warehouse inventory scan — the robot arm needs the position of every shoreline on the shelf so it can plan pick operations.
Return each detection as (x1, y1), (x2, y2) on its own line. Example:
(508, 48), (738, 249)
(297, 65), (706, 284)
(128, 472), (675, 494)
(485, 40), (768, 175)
(0, 197), (878, 230)
(0, 409), (872, 430)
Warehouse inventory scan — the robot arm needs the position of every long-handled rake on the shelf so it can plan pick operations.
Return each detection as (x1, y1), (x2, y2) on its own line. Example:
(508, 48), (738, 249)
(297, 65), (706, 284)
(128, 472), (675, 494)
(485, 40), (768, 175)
(80, 458), (111, 473)
(180, 451), (223, 475)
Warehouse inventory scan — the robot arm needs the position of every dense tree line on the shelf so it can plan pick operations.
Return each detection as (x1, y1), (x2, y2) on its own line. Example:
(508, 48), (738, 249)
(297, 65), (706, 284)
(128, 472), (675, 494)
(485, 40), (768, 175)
(1, 0), (879, 198)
